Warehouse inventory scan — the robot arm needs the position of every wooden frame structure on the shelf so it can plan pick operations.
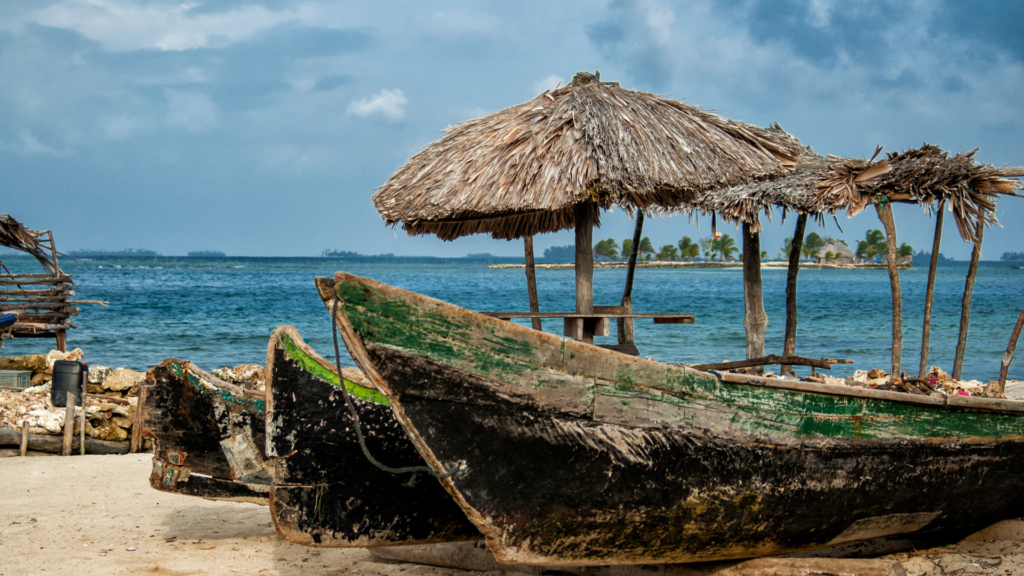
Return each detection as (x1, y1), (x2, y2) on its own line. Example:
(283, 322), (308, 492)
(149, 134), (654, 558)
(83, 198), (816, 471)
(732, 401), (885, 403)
(0, 215), (106, 351)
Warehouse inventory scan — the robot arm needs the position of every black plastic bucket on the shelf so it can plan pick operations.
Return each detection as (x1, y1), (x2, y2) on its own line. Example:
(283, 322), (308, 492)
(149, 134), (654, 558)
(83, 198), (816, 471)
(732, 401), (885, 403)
(51, 360), (87, 407)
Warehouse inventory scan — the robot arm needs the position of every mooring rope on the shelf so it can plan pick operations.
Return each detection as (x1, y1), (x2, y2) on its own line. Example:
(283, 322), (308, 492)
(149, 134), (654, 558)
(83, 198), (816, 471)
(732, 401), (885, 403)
(330, 299), (452, 486)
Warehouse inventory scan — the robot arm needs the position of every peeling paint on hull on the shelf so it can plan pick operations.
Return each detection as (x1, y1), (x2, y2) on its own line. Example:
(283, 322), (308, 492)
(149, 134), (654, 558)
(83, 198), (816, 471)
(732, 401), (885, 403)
(265, 326), (480, 548)
(319, 272), (1024, 566)
(141, 359), (270, 505)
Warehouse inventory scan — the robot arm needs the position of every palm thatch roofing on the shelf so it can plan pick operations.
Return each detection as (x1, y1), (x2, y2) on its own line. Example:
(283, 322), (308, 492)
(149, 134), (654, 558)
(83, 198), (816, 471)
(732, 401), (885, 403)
(684, 143), (1021, 242)
(373, 71), (803, 241)
(0, 214), (59, 273)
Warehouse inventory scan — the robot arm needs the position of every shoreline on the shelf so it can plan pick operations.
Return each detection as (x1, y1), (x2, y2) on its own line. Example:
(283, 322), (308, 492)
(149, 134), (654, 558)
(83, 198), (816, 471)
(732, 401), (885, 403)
(489, 261), (912, 270)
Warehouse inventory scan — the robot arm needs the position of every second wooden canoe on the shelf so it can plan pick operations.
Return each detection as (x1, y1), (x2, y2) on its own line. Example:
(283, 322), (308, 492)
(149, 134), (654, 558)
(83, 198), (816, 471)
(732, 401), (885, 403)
(265, 325), (479, 547)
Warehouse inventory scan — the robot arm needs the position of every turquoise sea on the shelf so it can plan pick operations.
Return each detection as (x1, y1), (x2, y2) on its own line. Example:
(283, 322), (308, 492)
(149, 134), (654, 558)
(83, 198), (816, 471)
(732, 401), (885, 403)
(2, 258), (1022, 381)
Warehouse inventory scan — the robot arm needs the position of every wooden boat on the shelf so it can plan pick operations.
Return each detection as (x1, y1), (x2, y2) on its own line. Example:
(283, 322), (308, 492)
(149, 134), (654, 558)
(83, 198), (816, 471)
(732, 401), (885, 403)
(265, 326), (479, 547)
(141, 359), (271, 505)
(317, 271), (1024, 566)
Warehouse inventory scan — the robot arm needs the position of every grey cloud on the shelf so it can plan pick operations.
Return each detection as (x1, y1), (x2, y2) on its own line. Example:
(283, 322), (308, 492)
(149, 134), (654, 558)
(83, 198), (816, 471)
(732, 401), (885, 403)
(313, 74), (354, 92)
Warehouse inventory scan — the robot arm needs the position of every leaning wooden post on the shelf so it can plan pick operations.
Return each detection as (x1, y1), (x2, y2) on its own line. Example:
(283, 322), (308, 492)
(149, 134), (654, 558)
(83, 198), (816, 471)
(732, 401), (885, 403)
(919, 200), (945, 377)
(618, 210), (644, 348)
(524, 236), (542, 331)
(995, 307), (1024, 396)
(574, 203), (595, 343)
(952, 218), (986, 380)
(20, 421), (29, 456)
(62, 391), (75, 456)
(742, 221), (768, 371)
(875, 202), (902, 380)
(781, 214), (808, 377)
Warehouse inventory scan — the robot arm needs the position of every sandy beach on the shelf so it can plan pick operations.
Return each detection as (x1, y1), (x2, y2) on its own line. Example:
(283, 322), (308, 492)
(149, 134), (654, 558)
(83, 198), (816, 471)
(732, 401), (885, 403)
(4, 454), (1024, 576)
(0, 454), (472, 576)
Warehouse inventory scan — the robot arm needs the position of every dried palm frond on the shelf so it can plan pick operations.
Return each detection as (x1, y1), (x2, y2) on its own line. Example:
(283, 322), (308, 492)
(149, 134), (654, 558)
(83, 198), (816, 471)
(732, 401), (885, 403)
(0, 214), (59, 272)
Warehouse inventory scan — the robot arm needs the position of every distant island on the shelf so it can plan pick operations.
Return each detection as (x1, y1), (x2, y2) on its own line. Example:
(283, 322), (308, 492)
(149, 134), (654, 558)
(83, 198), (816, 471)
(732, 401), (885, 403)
(1002, 252), (1024, 262)
(321, 249), (524, 263)
(912, 250), (955, 266)
(68, 248), (158, 258)
(187, 250), (226, 258)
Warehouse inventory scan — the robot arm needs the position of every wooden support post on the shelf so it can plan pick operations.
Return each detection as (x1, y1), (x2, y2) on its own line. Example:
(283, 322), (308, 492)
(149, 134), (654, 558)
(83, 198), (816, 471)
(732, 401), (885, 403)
(996, 307), (1024, 396)
(20, 421), (29, 456)
(62, 392), (74, 456)
(55, 328), (66, 352)
(618, 210), (644, 349)
(79, 370), (87, 456)
(919, 200), (945, 377)
(574, 203), (595, 344)
(781, 214), (807, 377)
(130, 385), (146, 454)
(742, 221), (767, 372)
(953, 219), (986, 380)
(523, 236), (542, 331)
(876, 203), (902, 380)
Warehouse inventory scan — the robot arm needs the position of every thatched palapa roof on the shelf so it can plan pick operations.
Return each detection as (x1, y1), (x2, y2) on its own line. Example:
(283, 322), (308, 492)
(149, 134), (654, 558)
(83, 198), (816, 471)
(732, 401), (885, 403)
(684, 143), (1021, 242)
(373, 72), (802, 241)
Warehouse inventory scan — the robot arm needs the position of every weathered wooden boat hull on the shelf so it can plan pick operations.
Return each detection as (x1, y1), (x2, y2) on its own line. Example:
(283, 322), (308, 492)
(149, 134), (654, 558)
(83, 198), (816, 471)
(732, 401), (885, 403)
(265, 326), (479, 547)
(318, 272), (1024, 566)
(141, 359), (270, 505)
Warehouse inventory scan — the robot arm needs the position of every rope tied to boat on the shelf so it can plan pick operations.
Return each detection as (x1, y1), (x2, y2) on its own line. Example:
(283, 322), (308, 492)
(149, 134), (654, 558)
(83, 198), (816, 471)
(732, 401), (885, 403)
(330, 299), (453, 486)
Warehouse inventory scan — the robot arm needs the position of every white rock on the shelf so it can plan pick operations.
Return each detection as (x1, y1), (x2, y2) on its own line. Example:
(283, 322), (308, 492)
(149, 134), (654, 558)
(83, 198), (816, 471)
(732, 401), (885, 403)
(87, 366), (112, 384)
(45, 348), (84, 370)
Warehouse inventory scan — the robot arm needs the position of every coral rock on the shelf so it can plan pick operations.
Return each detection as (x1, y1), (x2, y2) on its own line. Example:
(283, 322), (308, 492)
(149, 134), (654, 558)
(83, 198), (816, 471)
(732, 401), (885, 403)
(0, 354), (47, 373)
(102, 368), (145, 392)
(90, 422), (127, 442)
(867, 368), (887, 379)
(87, 366), (112, 384)
(45, 348), (84, 371)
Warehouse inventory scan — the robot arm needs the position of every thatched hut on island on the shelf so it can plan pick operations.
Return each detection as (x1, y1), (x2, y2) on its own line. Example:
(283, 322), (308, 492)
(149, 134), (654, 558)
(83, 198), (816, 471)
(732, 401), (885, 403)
(816, 239), (856, 264)
(373, 70), (801, 350)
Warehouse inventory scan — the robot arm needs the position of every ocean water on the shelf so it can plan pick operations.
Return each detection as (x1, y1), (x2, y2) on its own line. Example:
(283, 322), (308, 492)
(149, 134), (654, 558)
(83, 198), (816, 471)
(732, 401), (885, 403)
(2, 258), (1022, 382)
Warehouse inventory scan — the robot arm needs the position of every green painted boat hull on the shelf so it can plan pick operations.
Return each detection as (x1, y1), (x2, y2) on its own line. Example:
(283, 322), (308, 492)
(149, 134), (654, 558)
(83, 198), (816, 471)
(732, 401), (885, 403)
(319, 271), (1024, 566)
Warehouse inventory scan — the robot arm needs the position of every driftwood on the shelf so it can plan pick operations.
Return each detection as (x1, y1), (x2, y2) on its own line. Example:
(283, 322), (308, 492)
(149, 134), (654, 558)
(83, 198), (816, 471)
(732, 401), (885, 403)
(691, 355), (838, 372)
(782, 214), (808, 377)
(0, 277), (72, 286)
(875, 203), (902, 381)
(919, 199), (945, 377)
(952, 218), (985, 380)
(0, 428), (129, 454)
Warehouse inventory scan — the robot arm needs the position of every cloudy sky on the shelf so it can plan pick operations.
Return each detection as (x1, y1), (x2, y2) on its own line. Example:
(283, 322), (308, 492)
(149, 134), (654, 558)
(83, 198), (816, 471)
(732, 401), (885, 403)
(1, 1), (1021, 259)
